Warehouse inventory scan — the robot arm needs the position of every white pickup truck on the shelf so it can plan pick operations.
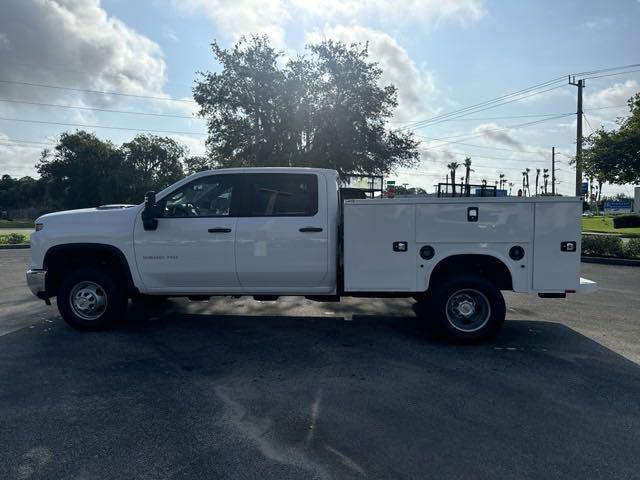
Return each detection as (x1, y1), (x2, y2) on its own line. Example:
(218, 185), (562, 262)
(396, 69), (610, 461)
(26, 167), (597, 342)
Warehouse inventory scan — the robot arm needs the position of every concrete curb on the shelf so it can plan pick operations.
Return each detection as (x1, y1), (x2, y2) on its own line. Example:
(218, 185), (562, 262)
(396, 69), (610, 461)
(0, 244), (29, 250)
(582, 256), (640, 267)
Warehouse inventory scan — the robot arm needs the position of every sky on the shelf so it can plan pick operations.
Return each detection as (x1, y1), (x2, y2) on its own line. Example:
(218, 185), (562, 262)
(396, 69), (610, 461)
(0, 0), (639, 197)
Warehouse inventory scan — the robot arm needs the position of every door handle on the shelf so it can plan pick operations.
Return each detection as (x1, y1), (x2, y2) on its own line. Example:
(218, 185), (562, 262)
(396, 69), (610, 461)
(208, 227), (232, 233)
(299, 227), (323, 233)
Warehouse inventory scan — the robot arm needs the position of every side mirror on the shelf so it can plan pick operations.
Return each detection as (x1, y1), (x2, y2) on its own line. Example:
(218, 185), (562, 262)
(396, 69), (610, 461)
(142, 191), (159, 231)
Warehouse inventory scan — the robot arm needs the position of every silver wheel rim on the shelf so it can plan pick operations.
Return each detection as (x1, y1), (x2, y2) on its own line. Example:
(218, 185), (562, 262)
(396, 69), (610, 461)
(69, 281), (108, 321)
(445, 289), (491, 333)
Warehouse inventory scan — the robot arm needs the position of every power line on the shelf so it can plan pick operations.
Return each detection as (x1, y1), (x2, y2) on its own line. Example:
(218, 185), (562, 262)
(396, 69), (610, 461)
(0, 139), (208, 157)
(417, 135), (551, 154)
(408, 111), (573, 123)
(0, 79), (196, 103)
(573, 63), (640, 77)
(402, 63), (640, 130)
(423, 146), (552, 164)
(0, 98), (202, 119)
(401, 76), (567, 127)
(582, 67), (640, 81)
(584, 104), (629, 111)
(407, 83), (567, 130)
(405, 105), (627, 125)
(416, 113), (573, 149)
(0, 116), (206, 136)
(583, 113), (596, 135)
(0, 59), (196, 91)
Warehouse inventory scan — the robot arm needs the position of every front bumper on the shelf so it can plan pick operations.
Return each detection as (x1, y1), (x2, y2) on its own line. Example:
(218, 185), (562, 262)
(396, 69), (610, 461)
(26, 269), (47, 298)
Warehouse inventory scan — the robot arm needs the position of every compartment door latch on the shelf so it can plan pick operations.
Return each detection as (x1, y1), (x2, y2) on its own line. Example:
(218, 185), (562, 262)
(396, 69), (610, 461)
(467, 207), (478, 222)
(393, 241), (408, 252)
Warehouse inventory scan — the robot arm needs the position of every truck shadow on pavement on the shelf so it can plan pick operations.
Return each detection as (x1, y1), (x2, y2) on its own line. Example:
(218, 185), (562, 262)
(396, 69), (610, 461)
(2, 302), (640, 480)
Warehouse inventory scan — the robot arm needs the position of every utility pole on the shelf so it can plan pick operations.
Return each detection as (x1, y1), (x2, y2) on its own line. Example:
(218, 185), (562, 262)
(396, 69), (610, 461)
(569, 76), (584, 197)
(551, 146), (556, 195)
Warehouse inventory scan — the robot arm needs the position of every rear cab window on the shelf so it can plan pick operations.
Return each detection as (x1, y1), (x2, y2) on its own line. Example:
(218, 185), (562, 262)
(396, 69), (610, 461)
(244, 173), (318, 217)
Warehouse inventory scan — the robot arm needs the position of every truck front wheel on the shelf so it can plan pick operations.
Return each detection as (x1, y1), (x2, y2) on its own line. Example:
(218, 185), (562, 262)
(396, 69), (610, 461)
(429, 274), (505, 343)
(57, 267), (127, 331)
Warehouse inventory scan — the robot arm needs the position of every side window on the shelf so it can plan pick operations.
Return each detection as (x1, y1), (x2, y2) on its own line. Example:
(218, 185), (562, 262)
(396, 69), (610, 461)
(160, 175), (236, 218)
(247, 174), (318, 217)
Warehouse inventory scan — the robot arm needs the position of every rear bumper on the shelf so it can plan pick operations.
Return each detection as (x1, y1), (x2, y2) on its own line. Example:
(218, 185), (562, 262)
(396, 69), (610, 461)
(578, 277), (598, 294)
(26, 269), (47, 298)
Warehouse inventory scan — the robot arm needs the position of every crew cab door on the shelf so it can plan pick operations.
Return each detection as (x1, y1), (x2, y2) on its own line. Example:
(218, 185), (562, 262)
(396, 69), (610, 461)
(134, 173), (241, 292)
(235, 172), (330, 292)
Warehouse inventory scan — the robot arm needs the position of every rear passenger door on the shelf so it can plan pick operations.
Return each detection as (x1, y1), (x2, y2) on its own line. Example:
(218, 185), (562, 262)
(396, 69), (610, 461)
(235, 173), (330, 291)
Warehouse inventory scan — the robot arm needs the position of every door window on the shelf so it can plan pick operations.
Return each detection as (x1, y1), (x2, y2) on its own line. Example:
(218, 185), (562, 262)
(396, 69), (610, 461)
(160, 175), (237, 218)
(245, 174), (318, 217)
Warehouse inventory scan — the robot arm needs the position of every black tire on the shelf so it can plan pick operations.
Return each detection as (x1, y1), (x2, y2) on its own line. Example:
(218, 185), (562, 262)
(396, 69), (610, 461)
(57, 267), (127, 331)
(428, 274), (505, 344)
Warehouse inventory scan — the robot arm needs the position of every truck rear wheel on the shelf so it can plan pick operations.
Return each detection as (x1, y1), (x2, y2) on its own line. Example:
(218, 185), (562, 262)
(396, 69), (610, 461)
(57, 267), (127, 331)
(429, 274), (505, 343)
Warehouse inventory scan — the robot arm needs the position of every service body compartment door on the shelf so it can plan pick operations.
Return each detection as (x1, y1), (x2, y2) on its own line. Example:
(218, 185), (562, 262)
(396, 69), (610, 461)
(532, 201), (581, 291)
(415, 202), (533, 243)
(344, 203), (416, 291)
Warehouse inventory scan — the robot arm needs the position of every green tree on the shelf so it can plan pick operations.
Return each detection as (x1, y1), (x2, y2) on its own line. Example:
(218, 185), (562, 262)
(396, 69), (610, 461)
(184, 155), (215, 174)
(0, 174), (44, 208)
(583, 92), (640, 185)
(447, 162), (460, 196)
(463, 157), (473, 194)
(193, 35), (419, 178)
(120, 134), (186, 199)
(37, 131), (129, 209)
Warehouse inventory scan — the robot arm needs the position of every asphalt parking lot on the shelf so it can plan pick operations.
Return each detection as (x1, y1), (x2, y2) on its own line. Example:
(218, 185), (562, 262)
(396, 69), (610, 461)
(1, 250), (639, 479)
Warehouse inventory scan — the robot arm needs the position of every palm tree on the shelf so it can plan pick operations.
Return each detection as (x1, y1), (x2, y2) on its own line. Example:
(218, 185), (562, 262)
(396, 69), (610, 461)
(499, 173), (505, 190)
(543, 169), (549, 194)
(463, 158), (473, 195)
(535, 168), (541, 196)
(521, 171), (527, 197)
(447, 162), (460, 196)
(508, 182), (514, 196)
(525, 168), (531, 196)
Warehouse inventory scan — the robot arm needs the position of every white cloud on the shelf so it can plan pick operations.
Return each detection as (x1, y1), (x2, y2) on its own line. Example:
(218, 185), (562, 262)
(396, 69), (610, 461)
(172, 0), (486, 48)
(0, 132), (42, 177)
(0, 0), (168, 106)
(585, 80), (638, 109)
(291, 0), (486, 26)
(305, 25), (438, 124)
(173, 0), (292, 48)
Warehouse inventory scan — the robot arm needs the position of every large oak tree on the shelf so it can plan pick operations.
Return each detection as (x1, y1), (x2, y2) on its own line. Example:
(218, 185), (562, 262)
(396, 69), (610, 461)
(193, 35), (420, 178)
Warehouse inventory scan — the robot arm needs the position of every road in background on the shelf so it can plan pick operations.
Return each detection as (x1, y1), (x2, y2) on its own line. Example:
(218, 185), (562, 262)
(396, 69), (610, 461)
(1, 250), (639, 479)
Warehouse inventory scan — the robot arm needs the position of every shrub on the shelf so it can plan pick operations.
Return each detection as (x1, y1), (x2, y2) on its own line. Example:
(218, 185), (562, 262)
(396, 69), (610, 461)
(581, 234), (625, 257)
(625, 238), (640, 259)
(613, 215), (640, 229)
(0, 233), (29, 245)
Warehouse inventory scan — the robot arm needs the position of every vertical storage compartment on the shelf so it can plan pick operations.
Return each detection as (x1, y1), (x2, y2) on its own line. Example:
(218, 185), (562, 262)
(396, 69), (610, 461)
(343, 202), (416, 291)
(532, 200), (582, 291)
